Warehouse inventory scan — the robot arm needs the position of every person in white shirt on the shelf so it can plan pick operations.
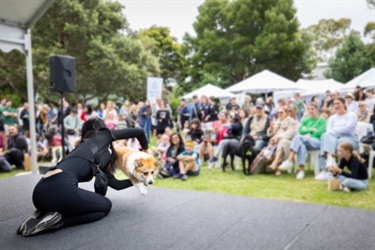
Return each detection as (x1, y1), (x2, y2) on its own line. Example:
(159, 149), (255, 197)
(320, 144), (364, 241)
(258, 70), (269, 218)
(315, 97), (359, 180)
(345, 93), (358, 113)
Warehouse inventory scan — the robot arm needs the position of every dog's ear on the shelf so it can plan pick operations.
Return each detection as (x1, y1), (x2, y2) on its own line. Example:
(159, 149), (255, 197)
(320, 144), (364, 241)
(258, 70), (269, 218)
(155, 160), (163, 168)
(134, 159), (143, 168)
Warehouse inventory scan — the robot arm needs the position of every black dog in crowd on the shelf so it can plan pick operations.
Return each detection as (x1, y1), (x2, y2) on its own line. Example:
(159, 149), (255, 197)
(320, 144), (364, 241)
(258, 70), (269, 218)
(221, 134), (257, 175)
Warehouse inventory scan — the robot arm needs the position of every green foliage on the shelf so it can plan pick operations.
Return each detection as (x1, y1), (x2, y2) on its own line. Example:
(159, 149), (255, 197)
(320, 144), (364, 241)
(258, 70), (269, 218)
(0, 0), (160, 104)
(183, 0), (313, 91)
(139, 26), (187, 88)
(325, 32), (372, 82)
(301, 18), (352, 63)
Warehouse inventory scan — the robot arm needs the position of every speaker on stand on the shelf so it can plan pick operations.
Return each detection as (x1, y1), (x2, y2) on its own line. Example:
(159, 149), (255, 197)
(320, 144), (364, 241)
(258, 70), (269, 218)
(50, 55), (76, 158)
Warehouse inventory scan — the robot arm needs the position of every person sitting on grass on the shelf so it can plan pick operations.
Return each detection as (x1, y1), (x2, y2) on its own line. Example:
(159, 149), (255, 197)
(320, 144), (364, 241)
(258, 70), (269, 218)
(277, 103), (327, 179)
(158, 133), (185, 178)
(326, 141), (368, 192)
(175, 140), (201, 181)
(150, 133), (170, 161)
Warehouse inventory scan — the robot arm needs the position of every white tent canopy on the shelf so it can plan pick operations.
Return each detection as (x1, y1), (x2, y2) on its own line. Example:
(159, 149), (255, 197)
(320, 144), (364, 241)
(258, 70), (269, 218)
(0, 0), (56, 174)
(226, 70), (302, 94)
(297, 79), (345, 97)
(344, 68), (375, 89)
(183, 84), (235, 99)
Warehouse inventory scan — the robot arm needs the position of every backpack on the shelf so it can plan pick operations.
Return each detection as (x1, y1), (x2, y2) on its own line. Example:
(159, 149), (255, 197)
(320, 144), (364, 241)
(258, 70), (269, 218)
(249, 147), (275, 175)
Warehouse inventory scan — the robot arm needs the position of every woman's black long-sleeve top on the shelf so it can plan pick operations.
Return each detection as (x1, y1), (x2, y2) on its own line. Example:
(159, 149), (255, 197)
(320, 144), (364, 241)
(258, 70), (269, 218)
(56, 128), (148, 191)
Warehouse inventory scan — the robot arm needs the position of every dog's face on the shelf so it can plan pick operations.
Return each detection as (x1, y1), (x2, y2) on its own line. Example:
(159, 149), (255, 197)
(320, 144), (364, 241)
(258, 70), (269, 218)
(133, 157), (161, 186)
(241, 135), (255, 151)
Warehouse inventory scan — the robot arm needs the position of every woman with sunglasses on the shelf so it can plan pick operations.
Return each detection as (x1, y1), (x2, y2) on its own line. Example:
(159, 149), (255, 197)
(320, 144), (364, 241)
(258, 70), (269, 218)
(315, 97), (359, 180)
(357, 101), (371, 123)
(160, 133), (185, 178)
(267, 106), (297, 175)
(278, 103), (327, 179)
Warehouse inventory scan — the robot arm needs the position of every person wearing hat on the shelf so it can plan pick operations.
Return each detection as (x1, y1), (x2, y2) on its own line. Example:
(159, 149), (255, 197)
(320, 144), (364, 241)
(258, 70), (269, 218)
(175, 140), (201, 181)
(345, 92), (358, 113)
(225, 97), (240, 113)
(242, 101), (271, 152)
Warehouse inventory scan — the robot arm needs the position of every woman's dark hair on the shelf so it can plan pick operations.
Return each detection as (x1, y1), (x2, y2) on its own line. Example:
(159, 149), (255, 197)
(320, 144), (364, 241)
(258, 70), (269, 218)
(336, 97), (347, 110)
(191, 118), (201, 129)
(86, 104), (93, 115)
(170, 132), (183, 147)
(80, 118), (117, 174)
(229, 113), (240, 123)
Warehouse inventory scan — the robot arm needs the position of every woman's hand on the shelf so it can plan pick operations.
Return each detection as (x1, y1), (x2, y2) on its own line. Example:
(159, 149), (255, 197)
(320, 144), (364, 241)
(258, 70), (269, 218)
(327, 166), (340, 174)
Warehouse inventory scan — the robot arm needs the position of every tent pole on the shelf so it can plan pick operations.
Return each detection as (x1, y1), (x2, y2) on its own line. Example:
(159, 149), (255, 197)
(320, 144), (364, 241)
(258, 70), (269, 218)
(25, 29), (38, 174)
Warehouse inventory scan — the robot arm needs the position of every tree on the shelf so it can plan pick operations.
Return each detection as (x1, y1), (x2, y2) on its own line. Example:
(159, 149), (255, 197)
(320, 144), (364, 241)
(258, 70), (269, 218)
(300, 18), (352, 63)
(325, 32), (372, 82)
(139, 26), (187, 88)
(0, 0), (160, 104)
(183, 0), (313, 90)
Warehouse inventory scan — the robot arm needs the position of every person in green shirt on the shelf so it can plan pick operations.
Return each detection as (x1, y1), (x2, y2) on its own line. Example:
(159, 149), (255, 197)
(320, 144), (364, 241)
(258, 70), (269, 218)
(278, 103), (326, 179)
(1, 100), (18, 134)
(293, 92), (305, 121)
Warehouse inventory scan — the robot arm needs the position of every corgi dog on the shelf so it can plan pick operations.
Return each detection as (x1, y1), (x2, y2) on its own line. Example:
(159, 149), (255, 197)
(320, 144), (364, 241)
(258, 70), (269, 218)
(114, 146), (160, 195)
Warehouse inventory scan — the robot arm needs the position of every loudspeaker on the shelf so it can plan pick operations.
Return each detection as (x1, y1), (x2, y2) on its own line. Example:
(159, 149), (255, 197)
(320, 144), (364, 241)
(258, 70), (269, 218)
(50, 55), (76, 93)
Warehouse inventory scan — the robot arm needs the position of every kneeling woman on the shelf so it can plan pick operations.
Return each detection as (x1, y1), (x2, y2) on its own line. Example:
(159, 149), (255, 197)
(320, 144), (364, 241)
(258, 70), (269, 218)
(17, 118), (148, 237)
(327, 142), (368, 192)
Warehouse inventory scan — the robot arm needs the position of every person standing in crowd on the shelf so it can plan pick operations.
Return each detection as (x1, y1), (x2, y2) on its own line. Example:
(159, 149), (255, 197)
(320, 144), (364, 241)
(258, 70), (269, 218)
(103, 101), (118, 129)
(83, 104), (98, 121)
(3, 125), (28, 170)
(327, 142), (368, 192)
(53, 99), (71, 127)
(178, 98), (189, 132)
(242, 101), (270, 152)
(242, 95), (254, 115)
(207, 96), (219, 122)
(278, 103), (327, 179)
(310, 96), (321, 109)
(1, 99), (18, 133)
(139, 100), (152, 143)
(345, 93), (358, 113)
(64, 109), (83, 150)
(293, 93), (305, 121)
(199, 95), (211, 123)
(19, 102), (30, 138)
(126, 104), (139, 128)
(155, 102), (171, 136)
(189, 95), (201, 122)
(264, 97), (275, 115)
(97, 102), (106, 119)
(316, 97), (358, 180)
(119, 100), (130, 119)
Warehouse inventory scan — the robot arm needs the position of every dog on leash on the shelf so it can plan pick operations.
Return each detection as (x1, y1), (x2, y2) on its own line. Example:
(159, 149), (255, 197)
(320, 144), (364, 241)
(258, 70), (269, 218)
(114, 146), (160, 195)
(221, 134), (256, 175)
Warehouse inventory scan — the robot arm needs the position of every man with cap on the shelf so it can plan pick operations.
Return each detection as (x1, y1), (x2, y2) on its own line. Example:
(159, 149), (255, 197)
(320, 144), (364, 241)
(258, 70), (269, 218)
(242, 100), (271, 152)
(226, 97), (240, 113)
(345, 92), (358, 113)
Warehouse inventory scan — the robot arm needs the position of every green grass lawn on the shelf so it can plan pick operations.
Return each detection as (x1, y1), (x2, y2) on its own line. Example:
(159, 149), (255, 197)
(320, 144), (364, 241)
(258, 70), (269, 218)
(151, 163), (375, 210)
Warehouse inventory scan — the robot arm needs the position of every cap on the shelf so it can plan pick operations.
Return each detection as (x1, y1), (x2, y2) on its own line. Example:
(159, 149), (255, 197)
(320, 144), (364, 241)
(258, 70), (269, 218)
(192, 95), (198, 99)
(345, 92), (354, 99)
(255, 101), (264, 108)
(180, 98), (186, 102)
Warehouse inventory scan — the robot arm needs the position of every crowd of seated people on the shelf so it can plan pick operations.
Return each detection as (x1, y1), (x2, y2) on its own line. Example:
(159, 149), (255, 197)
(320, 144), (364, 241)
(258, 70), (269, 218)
(1, 87), (374, 192)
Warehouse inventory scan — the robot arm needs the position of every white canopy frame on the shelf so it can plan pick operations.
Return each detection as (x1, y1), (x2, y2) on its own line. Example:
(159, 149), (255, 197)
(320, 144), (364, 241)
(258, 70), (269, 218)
(0, 0), (56, 174)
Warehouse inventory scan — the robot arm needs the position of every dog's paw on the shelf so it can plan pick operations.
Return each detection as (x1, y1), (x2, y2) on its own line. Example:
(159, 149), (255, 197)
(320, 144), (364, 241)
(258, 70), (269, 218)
(139, 186), (148, 196)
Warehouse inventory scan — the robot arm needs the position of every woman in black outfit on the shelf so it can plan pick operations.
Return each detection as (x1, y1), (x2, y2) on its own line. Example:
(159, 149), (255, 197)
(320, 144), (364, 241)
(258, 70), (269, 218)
(17, 118), (148, 237)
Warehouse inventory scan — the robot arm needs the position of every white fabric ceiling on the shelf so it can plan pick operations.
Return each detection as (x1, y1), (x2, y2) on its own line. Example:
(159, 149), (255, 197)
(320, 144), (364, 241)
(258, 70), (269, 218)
(344, 68), (375, 89)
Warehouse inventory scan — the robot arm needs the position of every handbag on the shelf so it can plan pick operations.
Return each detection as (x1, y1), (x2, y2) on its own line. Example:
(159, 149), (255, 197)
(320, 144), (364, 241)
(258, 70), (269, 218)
(86, 140), (108, 196)
(328, 178), (340, 191)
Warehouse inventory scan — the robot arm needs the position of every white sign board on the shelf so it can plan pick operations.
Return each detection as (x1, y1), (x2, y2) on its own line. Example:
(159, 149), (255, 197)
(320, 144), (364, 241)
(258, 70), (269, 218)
(147, 77), (163, 104)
